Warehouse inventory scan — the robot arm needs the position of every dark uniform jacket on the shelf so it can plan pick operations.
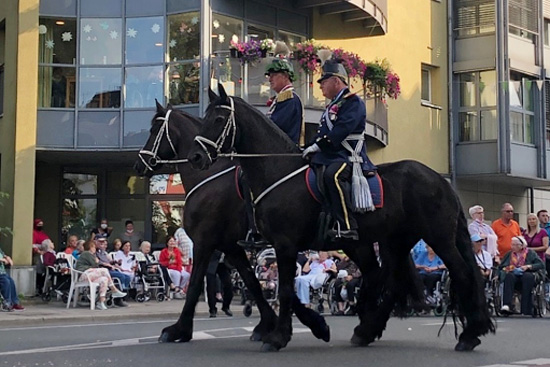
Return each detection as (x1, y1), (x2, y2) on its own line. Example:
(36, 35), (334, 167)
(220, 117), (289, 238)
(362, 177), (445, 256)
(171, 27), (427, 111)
(267, 86), (304, 146)
(311, 88), (374, 171)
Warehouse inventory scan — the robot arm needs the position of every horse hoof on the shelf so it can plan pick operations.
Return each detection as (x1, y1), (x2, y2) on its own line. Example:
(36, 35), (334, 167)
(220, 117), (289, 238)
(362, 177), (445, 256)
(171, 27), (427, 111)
(261, 343), (280, 352)
(350, 333), (372, 347)
(250, 331), (263, 342)
(455, 338), (481, 352)
(320, 325), (330, 342)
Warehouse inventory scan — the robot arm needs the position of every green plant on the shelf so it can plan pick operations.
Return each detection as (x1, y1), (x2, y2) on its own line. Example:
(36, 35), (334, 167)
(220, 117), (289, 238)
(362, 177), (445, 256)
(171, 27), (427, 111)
(0, 192), (13, 238)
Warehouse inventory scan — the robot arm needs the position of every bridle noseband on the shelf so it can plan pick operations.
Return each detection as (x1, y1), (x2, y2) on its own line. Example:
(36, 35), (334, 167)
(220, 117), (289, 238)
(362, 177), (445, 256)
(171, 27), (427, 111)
(193, 97), (237, 165)
(139, 110), (188, 172)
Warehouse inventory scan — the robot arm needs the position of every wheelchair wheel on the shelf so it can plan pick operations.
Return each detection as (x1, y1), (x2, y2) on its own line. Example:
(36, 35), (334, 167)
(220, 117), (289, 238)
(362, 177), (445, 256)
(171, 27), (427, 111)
(532, 284), (547, 318)
(61, 294), (69, 304)
(144, 291), (152, 302)
(156, 293), (166, 302)
(243, 303), (253, 317)
(433, 304), (446, 317)
(136, 293), (146, 303)
(317, 302), (325, 314)
(41, 293), (51, 303)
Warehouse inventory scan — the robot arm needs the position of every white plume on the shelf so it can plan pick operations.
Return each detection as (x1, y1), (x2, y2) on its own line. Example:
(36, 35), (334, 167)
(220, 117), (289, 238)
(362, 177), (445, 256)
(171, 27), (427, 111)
(273, 41), (290, 57)
(317, 49), (332, 66)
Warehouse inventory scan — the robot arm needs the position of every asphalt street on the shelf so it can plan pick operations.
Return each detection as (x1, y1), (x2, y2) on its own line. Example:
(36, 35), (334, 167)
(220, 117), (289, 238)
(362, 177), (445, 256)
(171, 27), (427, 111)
(1, 314), (550, 367)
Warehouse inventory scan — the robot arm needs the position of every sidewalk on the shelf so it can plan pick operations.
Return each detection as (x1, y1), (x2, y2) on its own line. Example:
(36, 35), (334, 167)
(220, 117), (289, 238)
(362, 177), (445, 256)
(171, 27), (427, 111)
(0, 296), (215, 327)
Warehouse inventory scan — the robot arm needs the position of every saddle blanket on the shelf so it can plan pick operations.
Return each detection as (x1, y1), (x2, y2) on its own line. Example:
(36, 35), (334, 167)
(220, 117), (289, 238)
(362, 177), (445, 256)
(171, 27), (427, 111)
(305, 167), (384, 209)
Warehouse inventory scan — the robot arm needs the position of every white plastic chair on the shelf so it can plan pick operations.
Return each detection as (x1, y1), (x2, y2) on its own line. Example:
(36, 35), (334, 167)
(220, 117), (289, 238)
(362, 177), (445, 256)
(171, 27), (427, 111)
(152, 250), (161, 261)
(56, 252), (75, 267)
(66, 267), (99, 310)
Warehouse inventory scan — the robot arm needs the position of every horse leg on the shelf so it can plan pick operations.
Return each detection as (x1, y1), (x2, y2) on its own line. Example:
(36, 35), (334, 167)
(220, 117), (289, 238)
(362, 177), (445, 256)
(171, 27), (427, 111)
(224, 250), (278, 341)
(159, 246), (211, 343)
(260, 250), (297, 352)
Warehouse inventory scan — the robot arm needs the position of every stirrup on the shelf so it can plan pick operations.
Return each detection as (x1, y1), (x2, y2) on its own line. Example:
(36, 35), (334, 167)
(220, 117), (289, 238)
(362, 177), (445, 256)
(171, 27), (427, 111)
(237, 231), (269, 249)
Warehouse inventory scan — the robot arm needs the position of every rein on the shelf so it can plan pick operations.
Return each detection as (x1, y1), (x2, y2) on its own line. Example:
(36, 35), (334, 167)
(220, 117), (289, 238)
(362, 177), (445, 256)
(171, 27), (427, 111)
(184, 165), (237, 202)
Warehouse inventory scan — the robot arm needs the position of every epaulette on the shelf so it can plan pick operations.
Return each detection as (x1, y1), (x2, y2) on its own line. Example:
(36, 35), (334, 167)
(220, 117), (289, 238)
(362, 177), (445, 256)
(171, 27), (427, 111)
(343, 92), (356, 99)
(277, 89), (294, 102)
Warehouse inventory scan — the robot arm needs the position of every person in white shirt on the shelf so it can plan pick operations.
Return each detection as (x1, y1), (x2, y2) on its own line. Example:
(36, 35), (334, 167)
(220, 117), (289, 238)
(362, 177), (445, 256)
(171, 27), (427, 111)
(471, 234), (492, 278)
(114, 241), (137, 282)
(295, 251), (337, 305)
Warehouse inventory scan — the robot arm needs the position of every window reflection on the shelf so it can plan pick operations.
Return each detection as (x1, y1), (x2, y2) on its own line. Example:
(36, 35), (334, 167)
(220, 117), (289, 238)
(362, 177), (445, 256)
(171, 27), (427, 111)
(38, 66), (76, 108)
(39, 18), (77, 64)
(79, 68), (121, 108)
(126, 17), (164, 64)
(124, 110), (154, 147)
(63, 173), (98, 195)
(167, 12), (200, 61)
(278, 31), (305, 50)
(168, 63), (200, 105)
(62, 198), (97, 241)
(149, 174), (184, 194)
(151, 200), (185, 246)
(78, 111), (120, 147)
(212, 14), (243, 54)
(210, 55), (242, 97)
(80, 18), (122, 65)
(125, 66), (164, 108)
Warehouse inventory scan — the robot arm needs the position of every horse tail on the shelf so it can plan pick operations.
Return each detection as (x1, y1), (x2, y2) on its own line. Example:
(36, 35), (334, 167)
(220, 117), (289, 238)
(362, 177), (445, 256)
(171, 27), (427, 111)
(450, 207), (496, 337)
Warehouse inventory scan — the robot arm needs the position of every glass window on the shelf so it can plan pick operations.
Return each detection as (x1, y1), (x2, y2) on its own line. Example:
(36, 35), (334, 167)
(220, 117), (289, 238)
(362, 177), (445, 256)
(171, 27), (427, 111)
(149, 174), (184, 194)
(459, 73), (476, 107)
(479, 70), (496, 107)
(79, 68), (121, 108)
(167, 12), (201, 61)
(168, 63), (200, 105)
(40, 0), (76, 17)
(125, 66), (164, 108)
(525, 114), (534, 144)
(151, 200), (185, 245)
(80, 0), (122, 17)
(212, 14), (243, 54)
(248, 58), (272, 105)
(278, 31), (305, 50)
(459, 111), (478, 141)
(77, 111), (120, 147)
(509, 80), (523, 108)
(107, 171), (145, 196)
(63, 173), (98, 195)
(123, 110), (155, 147)
(62, 198), (97, 241)
(421, 68), (431, 102)
(80, 18), (122, 65)
(247, 24), (275, 42)
(545, 18), (550, 46)
(210, 55), (242, 98)
(38, 18), (77, 64)
(480, 110), (498, 140)
(38, 66), (76, 108)
(510, 111), (524, 142)
(105, 198), (146, 241)
(36, 111), (75, 147)
(126, 0), (163, 17)
(523, 79), (534, 112)
(125, 17), (164, 65)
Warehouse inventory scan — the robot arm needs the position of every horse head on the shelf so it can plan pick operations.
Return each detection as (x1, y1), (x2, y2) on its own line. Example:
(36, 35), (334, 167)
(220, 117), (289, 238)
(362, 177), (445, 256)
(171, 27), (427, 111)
(188, 85), (237, 170)
(134, 100), (183, 176)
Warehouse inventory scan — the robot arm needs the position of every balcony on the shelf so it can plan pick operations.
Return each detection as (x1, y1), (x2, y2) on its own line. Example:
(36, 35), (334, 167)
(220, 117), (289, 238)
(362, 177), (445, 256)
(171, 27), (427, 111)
(211, 54), (389, 145)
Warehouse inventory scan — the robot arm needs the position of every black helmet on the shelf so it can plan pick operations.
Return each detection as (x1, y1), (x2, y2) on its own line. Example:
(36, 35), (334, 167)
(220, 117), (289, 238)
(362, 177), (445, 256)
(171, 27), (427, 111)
(265, 58), (296, 82)
(317, 59), (348, 84)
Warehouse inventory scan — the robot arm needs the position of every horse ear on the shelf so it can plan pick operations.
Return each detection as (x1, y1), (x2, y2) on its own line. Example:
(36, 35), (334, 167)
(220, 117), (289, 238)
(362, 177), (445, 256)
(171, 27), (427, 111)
(155, 99), (164, 114)
(208, 87), (219, 103)
(218, 83), (228, 102)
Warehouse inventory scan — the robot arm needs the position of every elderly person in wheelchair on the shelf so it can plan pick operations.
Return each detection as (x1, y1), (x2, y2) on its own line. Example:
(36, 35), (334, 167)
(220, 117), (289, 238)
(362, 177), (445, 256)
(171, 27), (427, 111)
(295, 251), (336, 307)
(498, 236), (546, 315)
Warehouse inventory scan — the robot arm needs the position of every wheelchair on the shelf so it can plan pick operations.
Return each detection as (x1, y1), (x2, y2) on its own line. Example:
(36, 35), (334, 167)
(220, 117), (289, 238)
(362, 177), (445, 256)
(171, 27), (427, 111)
(310, 271), (337, 314)
(492, 272), (547, 318)
(406, 270), (450, 317)
(327, 272), (362, 316)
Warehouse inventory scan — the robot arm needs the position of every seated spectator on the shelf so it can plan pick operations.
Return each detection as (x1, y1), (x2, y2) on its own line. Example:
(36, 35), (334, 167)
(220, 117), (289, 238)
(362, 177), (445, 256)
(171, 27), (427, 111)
(414, 245), (446, 304)
(498, 236), (546, 315)
(295, 251), (336, 306)
(0, 247), (24, 311)
(522, 213), (549, 263)
(64, 235), (79, 255)
(331, 253), (361, 315)
(158, 236), (190, 294)
(41, 239), (57, 267)
(471, 234), (492, 279)
(258, 259), (278, 297)
(411, 239), (428, 263)
(95, 237), (130, 307)
(110, 238), (122, 253)
(139, 241), (179, 295)
(72, 240), (85, 260)
(468, 205), (499, 260)
(75, 240), (126, 310)
(114, 241), (138, 282)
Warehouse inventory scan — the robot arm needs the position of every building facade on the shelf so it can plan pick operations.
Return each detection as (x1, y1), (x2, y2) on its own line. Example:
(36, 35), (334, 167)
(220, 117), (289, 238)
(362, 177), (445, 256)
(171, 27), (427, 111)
(2, 0), (451, 292)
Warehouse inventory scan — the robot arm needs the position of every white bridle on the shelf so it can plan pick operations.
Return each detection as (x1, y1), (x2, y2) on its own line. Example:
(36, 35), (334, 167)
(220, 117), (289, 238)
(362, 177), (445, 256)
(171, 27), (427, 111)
(138, 110), (188, 172)
(193, 97), (237, 165)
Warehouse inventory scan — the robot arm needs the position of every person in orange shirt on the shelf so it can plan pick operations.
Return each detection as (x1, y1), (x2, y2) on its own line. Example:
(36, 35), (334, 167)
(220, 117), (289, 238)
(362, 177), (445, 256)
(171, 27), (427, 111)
(491, 203), (521, 261)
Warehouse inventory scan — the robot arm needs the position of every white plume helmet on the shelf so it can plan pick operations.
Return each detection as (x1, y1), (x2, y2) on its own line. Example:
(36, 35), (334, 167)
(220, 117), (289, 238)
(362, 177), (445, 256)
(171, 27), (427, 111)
(317, 49), (333, 66)
(273, 41), (290, 58)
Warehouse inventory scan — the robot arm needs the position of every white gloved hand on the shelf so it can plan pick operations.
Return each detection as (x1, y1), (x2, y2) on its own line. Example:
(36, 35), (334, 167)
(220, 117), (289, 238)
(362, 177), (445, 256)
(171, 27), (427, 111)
(301, 143), (321, 158)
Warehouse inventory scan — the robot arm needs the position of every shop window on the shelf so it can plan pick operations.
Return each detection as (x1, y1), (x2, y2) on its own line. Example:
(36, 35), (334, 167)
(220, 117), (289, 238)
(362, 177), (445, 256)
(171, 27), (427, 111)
(211, 13), (243, 55)
(125, 17), (164, 65)
(125, 65), (163, 108)
(168, 62), (200, 105)
(167, 12), (200, 61)
(79, 67), (121, 108)
(79, 18), (122, 65)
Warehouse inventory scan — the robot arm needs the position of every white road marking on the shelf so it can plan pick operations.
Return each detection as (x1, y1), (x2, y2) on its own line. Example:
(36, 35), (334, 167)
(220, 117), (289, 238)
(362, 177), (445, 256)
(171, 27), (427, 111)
(513, 359), (550, 366)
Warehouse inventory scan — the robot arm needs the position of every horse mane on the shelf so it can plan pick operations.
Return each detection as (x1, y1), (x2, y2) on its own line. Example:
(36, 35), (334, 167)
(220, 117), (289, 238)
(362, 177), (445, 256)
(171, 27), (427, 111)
(208, 95), (300, 154)
(151, 108), (203, 131)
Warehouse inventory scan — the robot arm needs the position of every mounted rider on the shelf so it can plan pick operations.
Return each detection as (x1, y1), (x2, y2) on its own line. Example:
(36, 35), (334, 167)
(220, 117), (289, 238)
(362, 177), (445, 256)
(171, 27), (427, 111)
(238, 42), (305, 247)
(302, 55), (377, 241)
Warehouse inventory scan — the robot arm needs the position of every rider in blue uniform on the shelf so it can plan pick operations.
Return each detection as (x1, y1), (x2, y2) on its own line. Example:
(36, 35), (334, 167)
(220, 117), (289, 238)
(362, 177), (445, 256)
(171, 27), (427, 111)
(239, 48), (305, 247)
(302, 59), (376, 241)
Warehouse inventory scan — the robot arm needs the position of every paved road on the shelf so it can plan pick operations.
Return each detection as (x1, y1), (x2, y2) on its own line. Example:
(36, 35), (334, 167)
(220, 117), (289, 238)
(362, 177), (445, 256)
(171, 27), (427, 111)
(1, 314), (550, 367)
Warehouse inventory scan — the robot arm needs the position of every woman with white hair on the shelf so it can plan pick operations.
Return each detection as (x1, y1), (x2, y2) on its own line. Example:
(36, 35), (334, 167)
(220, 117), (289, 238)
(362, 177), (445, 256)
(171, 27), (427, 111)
(498, 236), (545, 315)
(468, 205), (499, 260)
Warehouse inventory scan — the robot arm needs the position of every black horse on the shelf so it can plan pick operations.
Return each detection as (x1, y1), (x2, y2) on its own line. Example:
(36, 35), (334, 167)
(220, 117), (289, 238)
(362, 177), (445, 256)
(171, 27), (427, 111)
(134, 102), (330, 343)
(187, 85), (495, 352)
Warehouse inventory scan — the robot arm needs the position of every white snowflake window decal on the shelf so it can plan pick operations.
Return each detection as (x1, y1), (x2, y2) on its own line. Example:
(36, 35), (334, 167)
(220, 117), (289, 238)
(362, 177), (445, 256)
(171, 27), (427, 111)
(45, 39), (55, 49)
(83, 24), (92, 33)
(127, 28), (138, 38)
(61, 32), (72, 42)
(151, 24), (161, 34)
